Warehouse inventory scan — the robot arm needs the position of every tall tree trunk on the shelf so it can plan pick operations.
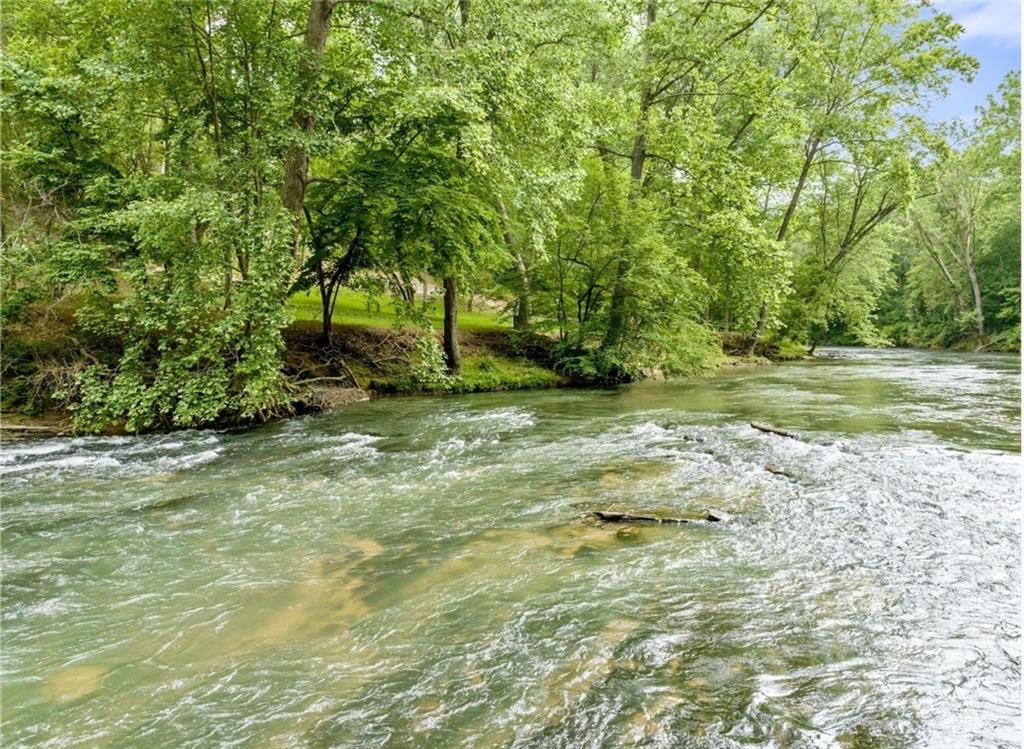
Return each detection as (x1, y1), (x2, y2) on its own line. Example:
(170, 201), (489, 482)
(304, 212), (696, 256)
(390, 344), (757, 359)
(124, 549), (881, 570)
(775, 137), (818, 245)
(965, 235), (985, 339)
(443, 276), (461, 374)
(603, 0), (655, 352)
(512, 252), (531, 331)
(320, 284), (332, 345)
(282, 0), (333, 260)
(602, 260), (631, 350)
(497, 199), (531, 330)
(434, 0), (469, 374)
(746, 135), (820, 355)
(602, 130), (647, 349)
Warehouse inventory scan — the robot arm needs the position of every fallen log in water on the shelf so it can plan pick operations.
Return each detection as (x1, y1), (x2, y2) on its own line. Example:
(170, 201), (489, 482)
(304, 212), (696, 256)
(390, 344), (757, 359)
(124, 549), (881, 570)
(593, 511), (688, 525)
(593, 508), (729, 525)
(750, 422), (800, 440)
(0, 423), (70, 438)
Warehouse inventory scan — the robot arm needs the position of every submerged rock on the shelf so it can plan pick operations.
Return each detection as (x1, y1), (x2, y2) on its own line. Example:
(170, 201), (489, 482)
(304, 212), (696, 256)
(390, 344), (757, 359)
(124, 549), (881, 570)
(139, 493), (208, 513)
(704, 507), (730, 523)
(42, 665), (107, 703)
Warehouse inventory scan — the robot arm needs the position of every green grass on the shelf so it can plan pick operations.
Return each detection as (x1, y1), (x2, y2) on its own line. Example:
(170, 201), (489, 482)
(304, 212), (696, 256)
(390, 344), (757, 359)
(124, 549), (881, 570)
(450, 355), (563, 393)
(288, 289), (509, 332)
(288, 290), (563, 397)
(379, 354), (564, 395)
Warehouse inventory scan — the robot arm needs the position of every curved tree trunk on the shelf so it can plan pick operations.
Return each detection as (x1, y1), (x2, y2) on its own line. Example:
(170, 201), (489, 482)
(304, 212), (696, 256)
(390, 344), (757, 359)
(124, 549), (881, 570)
(912, 212), (968, 319)
(747, 300), (769, 356)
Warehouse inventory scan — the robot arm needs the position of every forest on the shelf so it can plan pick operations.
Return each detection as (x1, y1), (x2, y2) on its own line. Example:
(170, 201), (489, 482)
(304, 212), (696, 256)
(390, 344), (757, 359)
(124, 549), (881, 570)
(2, 0), (1020, 433)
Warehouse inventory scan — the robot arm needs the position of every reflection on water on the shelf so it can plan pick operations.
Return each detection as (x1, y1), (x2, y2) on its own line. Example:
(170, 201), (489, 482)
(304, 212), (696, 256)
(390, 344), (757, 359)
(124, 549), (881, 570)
(1, 347), (1020, 747)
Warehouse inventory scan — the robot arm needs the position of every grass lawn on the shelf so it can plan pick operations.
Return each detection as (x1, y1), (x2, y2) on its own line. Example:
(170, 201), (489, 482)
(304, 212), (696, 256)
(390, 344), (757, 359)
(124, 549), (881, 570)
(287, 289), (564, 395)
(288, 289), (509, 332)
(449, 355), (562, 392)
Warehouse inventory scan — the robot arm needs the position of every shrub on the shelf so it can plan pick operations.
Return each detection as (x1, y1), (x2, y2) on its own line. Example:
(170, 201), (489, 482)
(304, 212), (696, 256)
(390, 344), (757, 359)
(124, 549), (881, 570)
(408, 333), (454, 391)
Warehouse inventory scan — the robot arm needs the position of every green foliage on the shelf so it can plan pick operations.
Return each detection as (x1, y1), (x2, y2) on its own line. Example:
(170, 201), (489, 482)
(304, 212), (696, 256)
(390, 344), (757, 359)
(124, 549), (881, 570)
(552, 342), (627, 384)
(64, 191), (295, 432)
(3, 0), (305, 430)
(408, 334), (455, 392)
(774, 338), (809, 361)
(1, 0), (1011, 432)
(879, 71), (1021, 351)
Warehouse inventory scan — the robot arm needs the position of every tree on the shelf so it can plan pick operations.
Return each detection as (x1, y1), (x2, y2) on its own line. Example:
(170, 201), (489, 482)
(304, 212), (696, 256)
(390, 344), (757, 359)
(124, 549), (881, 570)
(2, 0), (317, 430)
(744, 0), (974, 353)
(785, 134), (912, 350)
(902, 71), (1020, 349)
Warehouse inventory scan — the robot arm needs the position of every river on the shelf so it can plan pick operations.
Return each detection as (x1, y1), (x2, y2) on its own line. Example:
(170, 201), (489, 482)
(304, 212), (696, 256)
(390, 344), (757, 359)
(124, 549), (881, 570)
(1, 347), (1020, 747)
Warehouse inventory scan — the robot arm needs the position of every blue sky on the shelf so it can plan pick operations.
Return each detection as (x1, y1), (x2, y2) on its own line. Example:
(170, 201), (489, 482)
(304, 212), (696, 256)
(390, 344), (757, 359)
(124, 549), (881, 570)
(926, 0), (1021, 124)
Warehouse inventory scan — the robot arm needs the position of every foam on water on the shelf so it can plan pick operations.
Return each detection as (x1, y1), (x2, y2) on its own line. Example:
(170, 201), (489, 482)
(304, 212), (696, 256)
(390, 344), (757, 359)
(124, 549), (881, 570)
(0, 453), (123, 477)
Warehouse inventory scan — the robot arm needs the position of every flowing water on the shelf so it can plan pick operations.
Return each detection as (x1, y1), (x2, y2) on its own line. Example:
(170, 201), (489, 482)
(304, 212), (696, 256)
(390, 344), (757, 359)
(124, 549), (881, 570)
(2, 347), (1020, 748)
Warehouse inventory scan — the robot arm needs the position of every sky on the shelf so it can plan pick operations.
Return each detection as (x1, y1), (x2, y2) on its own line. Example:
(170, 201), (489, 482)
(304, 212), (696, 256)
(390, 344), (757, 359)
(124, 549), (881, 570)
(926, 0), (1022, 124)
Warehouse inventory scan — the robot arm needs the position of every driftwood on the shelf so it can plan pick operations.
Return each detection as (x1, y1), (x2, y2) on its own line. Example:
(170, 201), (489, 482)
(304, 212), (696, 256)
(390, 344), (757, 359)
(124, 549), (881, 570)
(750, 422), (800, 440)
(593, 508), (729, 525)
(594, 511), (688, 525)
(293, 375), (358, 388)
(0, 423), (69, 437)
(764, 464), (793, 478)
(1, 424), (62, 432)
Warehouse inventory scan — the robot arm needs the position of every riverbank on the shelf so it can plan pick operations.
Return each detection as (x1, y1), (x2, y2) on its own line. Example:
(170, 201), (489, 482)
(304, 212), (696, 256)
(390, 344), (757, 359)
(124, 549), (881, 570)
(3, 320), (779, 438)
(0, 319), (570, 438)
(3, 290), (795, 437)
(282, 321), (568, 419)
(284, 321), (564, 395)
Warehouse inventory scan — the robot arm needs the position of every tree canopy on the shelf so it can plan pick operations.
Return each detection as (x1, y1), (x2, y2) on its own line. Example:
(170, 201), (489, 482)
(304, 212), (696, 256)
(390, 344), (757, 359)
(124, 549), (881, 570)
(2, 0), (1018, 431)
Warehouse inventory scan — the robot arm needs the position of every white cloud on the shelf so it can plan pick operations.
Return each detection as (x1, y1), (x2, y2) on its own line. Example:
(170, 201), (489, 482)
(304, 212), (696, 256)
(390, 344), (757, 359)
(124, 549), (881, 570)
(934, 0), (1022, 44)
